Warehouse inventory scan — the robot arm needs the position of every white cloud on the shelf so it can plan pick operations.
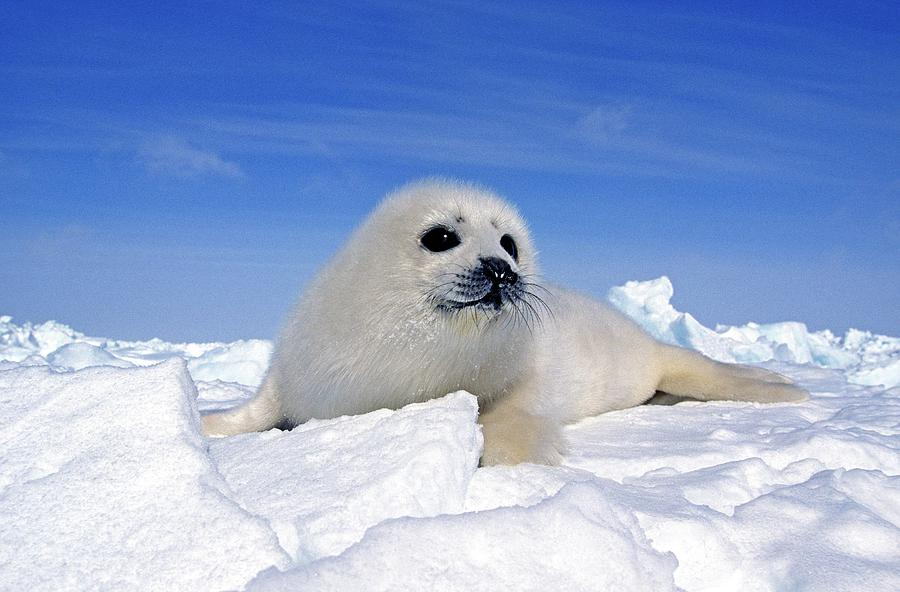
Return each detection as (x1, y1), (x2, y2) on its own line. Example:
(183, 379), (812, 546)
(139, 136), (244, 179)
(576, 103), (631, 143)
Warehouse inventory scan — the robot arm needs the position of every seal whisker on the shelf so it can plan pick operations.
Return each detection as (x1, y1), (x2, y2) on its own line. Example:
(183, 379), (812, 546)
(521, 287), (554, 322)
(516, 294), (543, 330)
(520, 278), (554, 297)
(509, 298), (534, 336)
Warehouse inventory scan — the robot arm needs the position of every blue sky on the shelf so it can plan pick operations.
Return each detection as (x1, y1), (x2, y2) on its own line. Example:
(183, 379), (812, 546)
(1, 1), (898, 341)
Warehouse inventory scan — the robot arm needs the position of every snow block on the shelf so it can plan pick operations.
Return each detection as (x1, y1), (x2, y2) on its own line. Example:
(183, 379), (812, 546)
(246, 481), (679, 592)
(0, 360), (287, 591)
(208, 391), (483, 563)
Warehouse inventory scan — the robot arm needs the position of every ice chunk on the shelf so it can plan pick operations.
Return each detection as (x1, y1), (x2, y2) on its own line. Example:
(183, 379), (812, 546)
(850, 357), (900, 388)
(607, 275), (681, 340)
(0, 360), (287, 591)
(0, 316), (85, 361)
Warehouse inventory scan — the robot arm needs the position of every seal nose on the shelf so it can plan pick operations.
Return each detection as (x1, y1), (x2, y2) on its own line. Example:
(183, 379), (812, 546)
(480, 257), (518, 287)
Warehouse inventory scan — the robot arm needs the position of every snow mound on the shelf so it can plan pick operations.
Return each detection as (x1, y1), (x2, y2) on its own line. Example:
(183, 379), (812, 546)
(46, 342), (135, 370)
(247, 482), (679, 592)
(609, 277), (900, 388)
(0, 360), (287, 591)
(464, 465), (900, 591)
(209, 392), (482, 563)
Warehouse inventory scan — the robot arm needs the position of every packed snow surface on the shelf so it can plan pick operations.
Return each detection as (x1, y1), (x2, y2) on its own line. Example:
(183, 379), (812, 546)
(1, 277), (898, 591)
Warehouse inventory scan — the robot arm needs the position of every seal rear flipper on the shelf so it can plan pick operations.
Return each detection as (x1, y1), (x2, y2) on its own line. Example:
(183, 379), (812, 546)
(201, 376), (285, 436)
(656, 344), (808, 404)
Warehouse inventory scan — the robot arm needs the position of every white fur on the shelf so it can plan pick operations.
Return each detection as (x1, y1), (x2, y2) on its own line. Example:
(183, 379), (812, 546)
(202, 179), (807, 465)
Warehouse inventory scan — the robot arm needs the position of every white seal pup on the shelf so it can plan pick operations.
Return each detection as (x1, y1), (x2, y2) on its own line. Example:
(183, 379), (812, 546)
(202, 179), (807, 465)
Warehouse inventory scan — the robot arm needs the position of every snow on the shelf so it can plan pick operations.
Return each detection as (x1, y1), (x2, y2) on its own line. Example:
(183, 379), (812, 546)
(0, 315), (272, 386)
(0, 360), (287, 591)
(248, 482), (680, 592)
(45, 341), (135, 371)
(1, 277), (899, 591)
(208, 392), (481, 564)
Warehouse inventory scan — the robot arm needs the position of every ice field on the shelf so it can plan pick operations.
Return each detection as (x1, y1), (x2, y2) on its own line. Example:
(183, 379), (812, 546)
(2, 277), (898, 591)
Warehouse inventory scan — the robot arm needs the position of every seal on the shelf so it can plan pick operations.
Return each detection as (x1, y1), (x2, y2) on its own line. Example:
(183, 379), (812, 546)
(202, 179), (807, 465)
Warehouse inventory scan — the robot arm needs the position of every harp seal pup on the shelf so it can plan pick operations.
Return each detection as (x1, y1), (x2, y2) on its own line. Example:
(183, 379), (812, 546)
(202, 179), (807, 465)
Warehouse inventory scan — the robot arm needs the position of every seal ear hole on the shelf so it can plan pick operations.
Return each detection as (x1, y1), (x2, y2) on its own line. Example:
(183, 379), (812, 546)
(500, 234), (518, 261)
(420, 226), (461, 253)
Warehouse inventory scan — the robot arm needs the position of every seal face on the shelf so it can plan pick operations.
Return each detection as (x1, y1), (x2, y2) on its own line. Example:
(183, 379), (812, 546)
(379, 186), (547, 336)
(414, 211), (545, 332)
(201, 178), (809, 466)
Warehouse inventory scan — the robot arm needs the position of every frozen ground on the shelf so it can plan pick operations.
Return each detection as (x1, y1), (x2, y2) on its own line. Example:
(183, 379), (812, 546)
(1, 277), (898, 591)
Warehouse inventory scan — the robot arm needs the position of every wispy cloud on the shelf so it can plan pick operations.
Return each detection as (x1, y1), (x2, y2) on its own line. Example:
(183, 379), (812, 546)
(138, 136), (244, 179)
(26, 224), (93, 260)
(187, 100), (799, 181)
(576, 103), (632, 144)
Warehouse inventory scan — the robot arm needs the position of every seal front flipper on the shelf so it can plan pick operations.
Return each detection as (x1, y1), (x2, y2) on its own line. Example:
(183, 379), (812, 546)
(478, 386), (565, 466)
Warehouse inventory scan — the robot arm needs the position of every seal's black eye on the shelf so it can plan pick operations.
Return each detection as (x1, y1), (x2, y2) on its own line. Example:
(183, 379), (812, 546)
(420, 226), (461, 252)
(500, 234), (518, 261)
